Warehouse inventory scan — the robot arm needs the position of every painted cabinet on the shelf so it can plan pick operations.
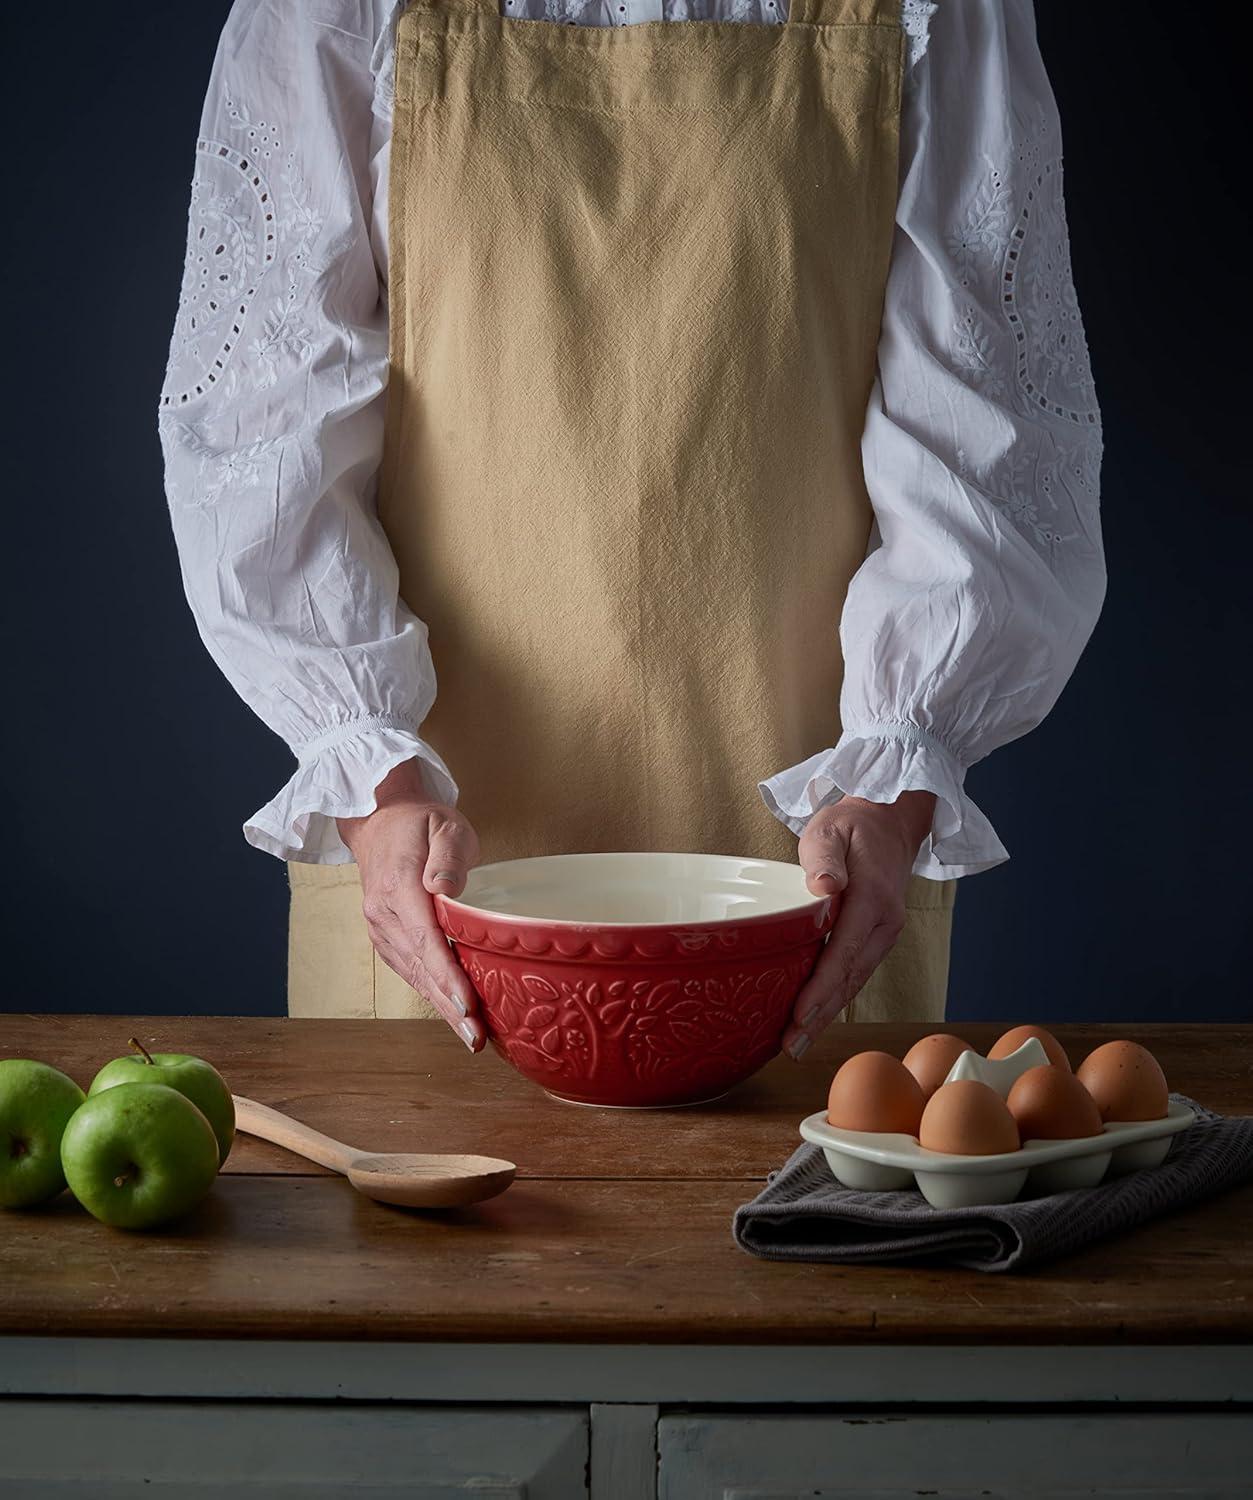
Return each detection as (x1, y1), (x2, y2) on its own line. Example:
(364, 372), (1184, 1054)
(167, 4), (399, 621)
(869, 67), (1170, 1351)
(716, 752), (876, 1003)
(0, 1403), (588, 1498)
(6, 1400), (1252, 1498)
(657, 1412), (1253, 1499)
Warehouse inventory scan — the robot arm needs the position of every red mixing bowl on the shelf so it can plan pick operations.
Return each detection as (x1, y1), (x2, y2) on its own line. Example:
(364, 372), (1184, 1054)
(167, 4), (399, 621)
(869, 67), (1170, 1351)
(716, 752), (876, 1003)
(434, 852), (837, 1107)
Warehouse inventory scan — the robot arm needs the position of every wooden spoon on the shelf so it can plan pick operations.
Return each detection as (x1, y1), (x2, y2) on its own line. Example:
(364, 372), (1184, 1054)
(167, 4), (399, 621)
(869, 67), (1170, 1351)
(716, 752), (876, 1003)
(232, 1096), (516, 1209)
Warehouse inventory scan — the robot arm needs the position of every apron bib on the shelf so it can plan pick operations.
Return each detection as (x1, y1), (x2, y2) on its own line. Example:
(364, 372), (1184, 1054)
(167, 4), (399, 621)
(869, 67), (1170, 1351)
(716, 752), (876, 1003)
(288, 0), (956, 1024)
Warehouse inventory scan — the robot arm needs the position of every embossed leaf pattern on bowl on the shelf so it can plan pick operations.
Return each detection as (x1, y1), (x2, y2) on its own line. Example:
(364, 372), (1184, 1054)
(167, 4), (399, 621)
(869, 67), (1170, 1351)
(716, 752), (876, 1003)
(469, 965), (596, 1078)
(623, 961), (812, 1086)
(464, 953), (815, 1092)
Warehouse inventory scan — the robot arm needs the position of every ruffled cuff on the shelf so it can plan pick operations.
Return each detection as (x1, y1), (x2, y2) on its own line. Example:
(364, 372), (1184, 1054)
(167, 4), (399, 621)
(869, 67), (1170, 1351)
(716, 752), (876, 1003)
(757, 721), (1009, 880)
(243, 713), (459, 864)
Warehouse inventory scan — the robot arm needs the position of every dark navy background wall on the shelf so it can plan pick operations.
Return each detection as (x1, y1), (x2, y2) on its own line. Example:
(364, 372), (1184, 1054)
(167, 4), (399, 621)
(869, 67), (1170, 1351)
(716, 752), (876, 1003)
(1, 5), (1247, 1020)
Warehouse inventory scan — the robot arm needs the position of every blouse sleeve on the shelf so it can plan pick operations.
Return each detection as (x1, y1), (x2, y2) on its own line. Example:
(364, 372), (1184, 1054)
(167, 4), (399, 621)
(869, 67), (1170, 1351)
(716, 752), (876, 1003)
(157, 0), (454, 864)
(757, 0), (1107, 879)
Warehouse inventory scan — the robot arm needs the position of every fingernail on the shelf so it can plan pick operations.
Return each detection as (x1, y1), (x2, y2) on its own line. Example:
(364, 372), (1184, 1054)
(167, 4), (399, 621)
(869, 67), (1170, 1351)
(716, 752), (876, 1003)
(798, 1002), (819, 1028)
(432, 870), (458, 884)
(786, 1033), (812, 1061)
(428, 985), (467, 1018)
(457, 1018), (478, 1050)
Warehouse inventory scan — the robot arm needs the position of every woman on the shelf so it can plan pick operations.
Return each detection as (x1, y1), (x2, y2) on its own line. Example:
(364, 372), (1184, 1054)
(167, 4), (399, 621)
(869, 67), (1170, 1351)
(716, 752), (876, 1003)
(158, 0), (1104, 1054)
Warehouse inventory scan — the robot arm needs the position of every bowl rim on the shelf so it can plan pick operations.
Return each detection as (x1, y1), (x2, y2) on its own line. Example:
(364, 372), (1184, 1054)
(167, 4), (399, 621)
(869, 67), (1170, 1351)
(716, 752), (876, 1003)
(434, 850), (831, 930)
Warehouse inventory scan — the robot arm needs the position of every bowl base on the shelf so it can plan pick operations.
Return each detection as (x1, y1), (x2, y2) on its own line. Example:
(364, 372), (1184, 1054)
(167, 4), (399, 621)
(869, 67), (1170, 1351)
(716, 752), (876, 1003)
(543, 1087), (732, 1112)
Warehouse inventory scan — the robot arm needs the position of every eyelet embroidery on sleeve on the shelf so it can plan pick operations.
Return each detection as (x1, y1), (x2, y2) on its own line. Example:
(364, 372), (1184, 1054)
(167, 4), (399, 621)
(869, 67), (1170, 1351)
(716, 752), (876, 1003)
(158, 135), (276, 411)
(160, 92), (327, 415)
(900, 0), (937, 72)
(159, 88), (332, 508)
(158, 421), (288, 509)
(948, 158), (1015, 404)
(946, 114), (1102, 558)
(1004, 158), (1099, 428)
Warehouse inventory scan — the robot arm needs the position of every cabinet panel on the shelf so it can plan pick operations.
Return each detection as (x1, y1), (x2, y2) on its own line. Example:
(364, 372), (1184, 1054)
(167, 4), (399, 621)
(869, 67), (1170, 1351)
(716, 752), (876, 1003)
(0, 1402), (587, 1497)
(659, 1413), (1253, 1498)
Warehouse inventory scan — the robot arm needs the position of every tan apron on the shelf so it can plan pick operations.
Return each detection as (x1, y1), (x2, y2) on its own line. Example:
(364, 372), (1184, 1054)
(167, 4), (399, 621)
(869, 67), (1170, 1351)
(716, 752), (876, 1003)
(289, 0), (957, 1025)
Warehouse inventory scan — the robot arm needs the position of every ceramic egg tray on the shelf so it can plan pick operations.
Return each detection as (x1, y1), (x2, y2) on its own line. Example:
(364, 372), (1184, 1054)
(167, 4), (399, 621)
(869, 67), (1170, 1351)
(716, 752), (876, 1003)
(799, 1038), (1196, 1210)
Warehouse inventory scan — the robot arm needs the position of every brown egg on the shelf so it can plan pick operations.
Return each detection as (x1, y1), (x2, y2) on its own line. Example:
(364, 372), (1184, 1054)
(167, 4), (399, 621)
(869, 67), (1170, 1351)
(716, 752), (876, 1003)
(902, 1033), (973, 1100)
(919, 1079), (1021, 1156)
(827, 1051), (925, 1136)
(1007, 1065), (1104, 1141)
(989, 1024), (1071, 1071)
(1076, 1041), (1169, 1122)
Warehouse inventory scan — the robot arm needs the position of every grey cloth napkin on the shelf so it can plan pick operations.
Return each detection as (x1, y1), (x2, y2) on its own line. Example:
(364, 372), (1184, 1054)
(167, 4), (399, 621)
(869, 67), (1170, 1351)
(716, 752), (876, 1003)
(732, 1094), (1253, 1272)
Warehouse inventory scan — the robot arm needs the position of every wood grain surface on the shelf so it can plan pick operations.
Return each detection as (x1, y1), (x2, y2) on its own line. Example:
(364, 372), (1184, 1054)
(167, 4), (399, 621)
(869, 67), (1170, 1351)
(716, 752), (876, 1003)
(1, 1016), (1250, 1343)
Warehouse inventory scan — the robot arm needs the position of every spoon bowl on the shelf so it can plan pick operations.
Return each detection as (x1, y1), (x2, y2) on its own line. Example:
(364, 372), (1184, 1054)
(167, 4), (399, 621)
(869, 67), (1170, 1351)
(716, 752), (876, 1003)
(347, 1151), (517, 1208)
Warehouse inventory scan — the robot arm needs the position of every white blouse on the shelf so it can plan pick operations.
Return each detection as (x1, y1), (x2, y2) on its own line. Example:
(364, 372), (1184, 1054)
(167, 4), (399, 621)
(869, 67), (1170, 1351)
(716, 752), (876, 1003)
(157, 0), (1105, 880)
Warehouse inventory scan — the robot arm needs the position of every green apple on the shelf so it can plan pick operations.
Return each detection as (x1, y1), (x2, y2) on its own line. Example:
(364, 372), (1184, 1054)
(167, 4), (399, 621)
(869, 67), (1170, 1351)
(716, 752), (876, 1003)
(0, 1059), (86, 1208)
(60, 1082), (220, 1230)
(89, 1039), (235, 1166)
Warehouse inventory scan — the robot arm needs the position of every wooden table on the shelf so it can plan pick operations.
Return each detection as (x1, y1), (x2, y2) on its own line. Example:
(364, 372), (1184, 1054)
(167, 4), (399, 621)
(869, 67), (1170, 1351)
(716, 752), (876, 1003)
(2, 1016), (1251, 1497)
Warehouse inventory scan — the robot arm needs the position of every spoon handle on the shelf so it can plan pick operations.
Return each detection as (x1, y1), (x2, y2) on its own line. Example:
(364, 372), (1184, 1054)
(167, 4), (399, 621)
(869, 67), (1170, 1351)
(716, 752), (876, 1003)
(232, 1095), (358, 1175)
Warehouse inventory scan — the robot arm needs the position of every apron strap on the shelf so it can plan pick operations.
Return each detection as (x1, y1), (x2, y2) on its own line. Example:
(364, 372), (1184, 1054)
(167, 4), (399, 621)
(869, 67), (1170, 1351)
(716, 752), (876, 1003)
(786, 0), (900, 27)
(408, 0), (894, 24)
(414, 0), (902, 23)
(406, 0), (503, 17)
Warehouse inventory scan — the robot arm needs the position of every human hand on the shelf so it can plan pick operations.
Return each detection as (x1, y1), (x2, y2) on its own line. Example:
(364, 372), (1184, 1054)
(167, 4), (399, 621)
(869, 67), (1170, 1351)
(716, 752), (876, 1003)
(335, 758), (485, 1051)
(781, 790), (938, 1060)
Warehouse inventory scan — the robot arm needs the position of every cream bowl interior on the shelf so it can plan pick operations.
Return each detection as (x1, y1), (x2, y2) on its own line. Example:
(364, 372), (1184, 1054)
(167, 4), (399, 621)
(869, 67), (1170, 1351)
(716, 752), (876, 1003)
(447, 851), (823, 927)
